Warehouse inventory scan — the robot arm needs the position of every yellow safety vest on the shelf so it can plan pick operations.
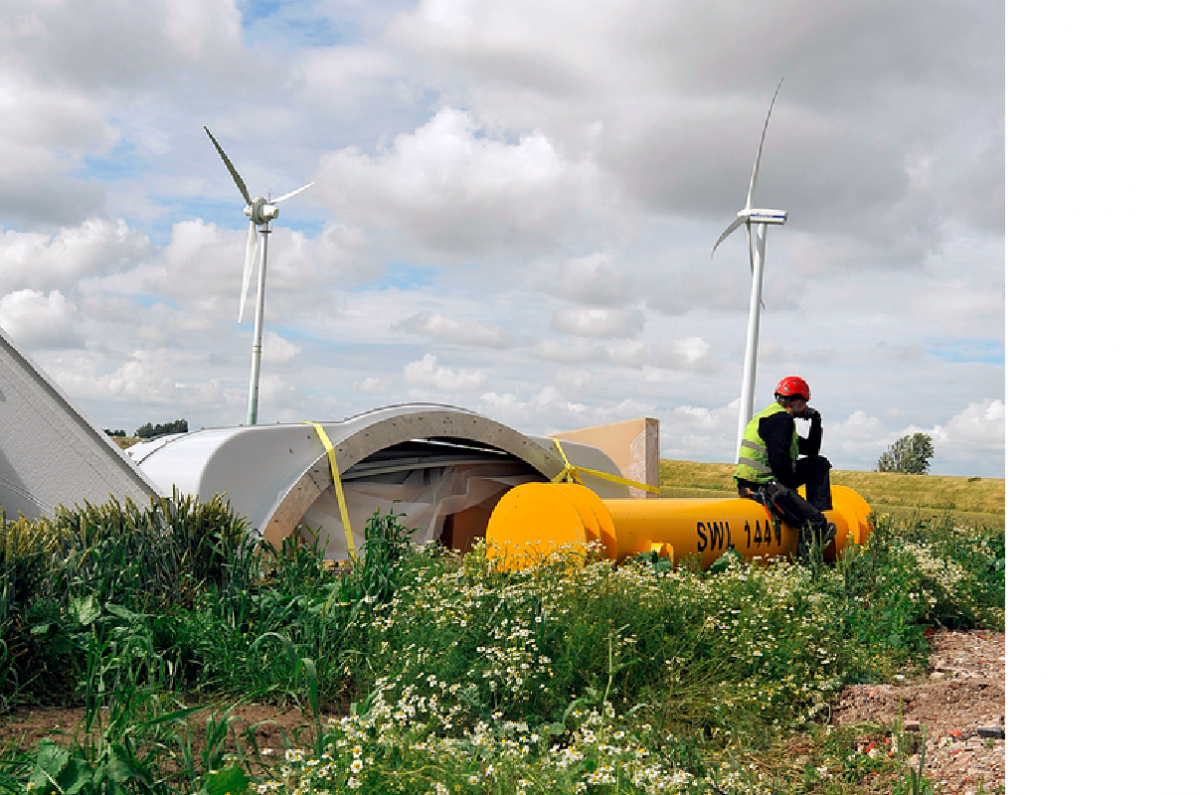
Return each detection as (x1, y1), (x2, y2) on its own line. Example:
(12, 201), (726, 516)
(735, 402), (799, 483)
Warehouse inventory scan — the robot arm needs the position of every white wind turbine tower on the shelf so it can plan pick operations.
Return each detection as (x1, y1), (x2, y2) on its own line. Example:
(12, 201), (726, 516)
(712, 79), (788, 461)
(204, 126), (314, 426)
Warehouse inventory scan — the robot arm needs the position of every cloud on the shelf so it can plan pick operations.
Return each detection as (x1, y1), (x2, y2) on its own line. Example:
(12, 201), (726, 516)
(604, 340), (648, 368)
(355, 376), (391, 393)
(652, 336), (719, 372)
(0, 289), (85, 349)
(316, 108), (595, 258)
(870, 342), (926, 365)
(822, 400), (1005, 476)
(0, 220), (153, 295)
(929, 398), (1005, 451)
(559, 253), (632, 306)
(262, 331), (302, 364)
(553, 368), (596, 395)
(2, 0), (251, 91)
(403, 353), (487, 391)
(830, 410), (890, 444)
(531, 339), (601, 363)
(38, 348), (237, 409)
(551, 307), (644, 338)
(662, 399), (740, 459)
(398, 310), (513, 348)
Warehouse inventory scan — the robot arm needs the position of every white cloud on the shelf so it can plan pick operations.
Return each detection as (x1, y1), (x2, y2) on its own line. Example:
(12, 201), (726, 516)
(554, 368), (596, 395)
(403, 353), (487, 391)
(262, 331), (302, 364)
(559, 253), (632, 307)
(604, 340), (648, 368)
(2, 0), (250, 90)
(821, 400), (1005, 476)
(0, 220), (152, 295)
(551, 307), (644, 338)
(531, 339), (601, 363)
(398, 310), (513, 348)
(0, 289), (85, 349)
(40, 348), (236, 408)
(316, 108), (594, 258)
(355, 376), (390, 393)
(929, 398), (1005, 451)
(652, 336), (720, 372)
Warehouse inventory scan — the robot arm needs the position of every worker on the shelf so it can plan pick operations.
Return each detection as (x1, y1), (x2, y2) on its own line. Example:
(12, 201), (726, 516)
(735, 375), (837, 559)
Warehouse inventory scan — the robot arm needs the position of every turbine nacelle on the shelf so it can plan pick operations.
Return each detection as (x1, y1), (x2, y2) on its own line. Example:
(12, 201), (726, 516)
(244, 198), (279, 227)
(742, 209), (787, 225)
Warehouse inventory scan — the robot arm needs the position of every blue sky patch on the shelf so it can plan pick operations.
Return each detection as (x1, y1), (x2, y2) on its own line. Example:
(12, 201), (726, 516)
(80, 138), (144, 182)
(927, 339), (1005, 365)
(240, 0), (354, 49)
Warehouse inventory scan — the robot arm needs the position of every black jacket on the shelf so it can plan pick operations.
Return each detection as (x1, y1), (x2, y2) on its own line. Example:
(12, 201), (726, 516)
(757, 409), (822, 490)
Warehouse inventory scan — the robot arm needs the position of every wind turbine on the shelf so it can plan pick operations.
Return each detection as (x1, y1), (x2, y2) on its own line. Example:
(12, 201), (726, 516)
(204, 126), (313, 426)
(711, 79), (788, 461)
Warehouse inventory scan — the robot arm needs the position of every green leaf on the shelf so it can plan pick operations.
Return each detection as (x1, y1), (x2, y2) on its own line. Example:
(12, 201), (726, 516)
(68, 594), (101, 627)
(33, 740), (69, 778)
(204, 764), (250, 795)
(105, 602), (141, 621)
(57, 758), (91, 795)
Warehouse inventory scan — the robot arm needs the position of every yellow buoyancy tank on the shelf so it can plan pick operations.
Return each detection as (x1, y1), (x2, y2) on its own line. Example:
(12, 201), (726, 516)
(485, 482), (874, 572)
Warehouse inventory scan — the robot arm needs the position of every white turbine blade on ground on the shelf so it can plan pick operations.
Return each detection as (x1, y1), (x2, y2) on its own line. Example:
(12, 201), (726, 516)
(712, 214), (746, 256)
(204, 127), (252, 206)
(272, 182), (315, 203)
(745, 78), (784, 210)
(238, 222), (258, 323)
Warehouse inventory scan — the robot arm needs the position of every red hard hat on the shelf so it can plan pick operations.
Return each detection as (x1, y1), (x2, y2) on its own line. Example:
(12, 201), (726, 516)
(775, 376), (810, 401)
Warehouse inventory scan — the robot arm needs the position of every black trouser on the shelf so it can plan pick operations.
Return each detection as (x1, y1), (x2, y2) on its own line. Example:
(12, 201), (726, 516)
(737, 455), (834, 554)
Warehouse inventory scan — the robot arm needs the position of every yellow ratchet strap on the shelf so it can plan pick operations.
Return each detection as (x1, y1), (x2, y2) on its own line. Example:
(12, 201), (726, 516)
(302, 421), (357, 561)
(550, 438), (661, 495)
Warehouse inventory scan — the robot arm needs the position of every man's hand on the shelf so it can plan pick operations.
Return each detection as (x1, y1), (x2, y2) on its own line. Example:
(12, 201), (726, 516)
(798, 407), (820, 421)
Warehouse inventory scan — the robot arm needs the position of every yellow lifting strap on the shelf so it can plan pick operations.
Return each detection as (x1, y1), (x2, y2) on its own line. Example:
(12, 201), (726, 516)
(302, 421), (357, 561)
(550, 438), (661, 495)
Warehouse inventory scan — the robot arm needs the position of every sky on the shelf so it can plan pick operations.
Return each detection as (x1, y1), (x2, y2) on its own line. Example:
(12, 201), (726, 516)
(0, 0), (1004, 476)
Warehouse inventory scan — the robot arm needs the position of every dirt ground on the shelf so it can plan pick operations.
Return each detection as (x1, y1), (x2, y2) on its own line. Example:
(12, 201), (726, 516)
(824, 628), (1006, 794)
(0, 701), (324, 765)
(1, 630), (1003, 792)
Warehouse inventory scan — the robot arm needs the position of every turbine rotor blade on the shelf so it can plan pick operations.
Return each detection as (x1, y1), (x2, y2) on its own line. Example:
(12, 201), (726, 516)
(204, 126), (252, 205)
(239, 222), (257, 323)
(273, 182), (315, 204)
(745, 77), (784, 211)
(712, 215), (746, 257)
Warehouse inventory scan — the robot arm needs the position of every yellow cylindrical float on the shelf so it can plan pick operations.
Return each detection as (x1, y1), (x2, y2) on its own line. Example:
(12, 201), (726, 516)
(485, 482), (874, 572)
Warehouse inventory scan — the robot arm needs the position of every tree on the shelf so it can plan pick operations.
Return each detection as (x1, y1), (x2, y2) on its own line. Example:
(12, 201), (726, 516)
(876, 432), (935, 474)
(134, 419), (189, 440)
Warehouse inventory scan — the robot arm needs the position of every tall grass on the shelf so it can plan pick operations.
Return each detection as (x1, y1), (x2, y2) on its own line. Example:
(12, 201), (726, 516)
(1, 493), (1003, 794)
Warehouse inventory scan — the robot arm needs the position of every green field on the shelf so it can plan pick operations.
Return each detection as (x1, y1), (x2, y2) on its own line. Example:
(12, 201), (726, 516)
(660, 459), (1005, 528)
